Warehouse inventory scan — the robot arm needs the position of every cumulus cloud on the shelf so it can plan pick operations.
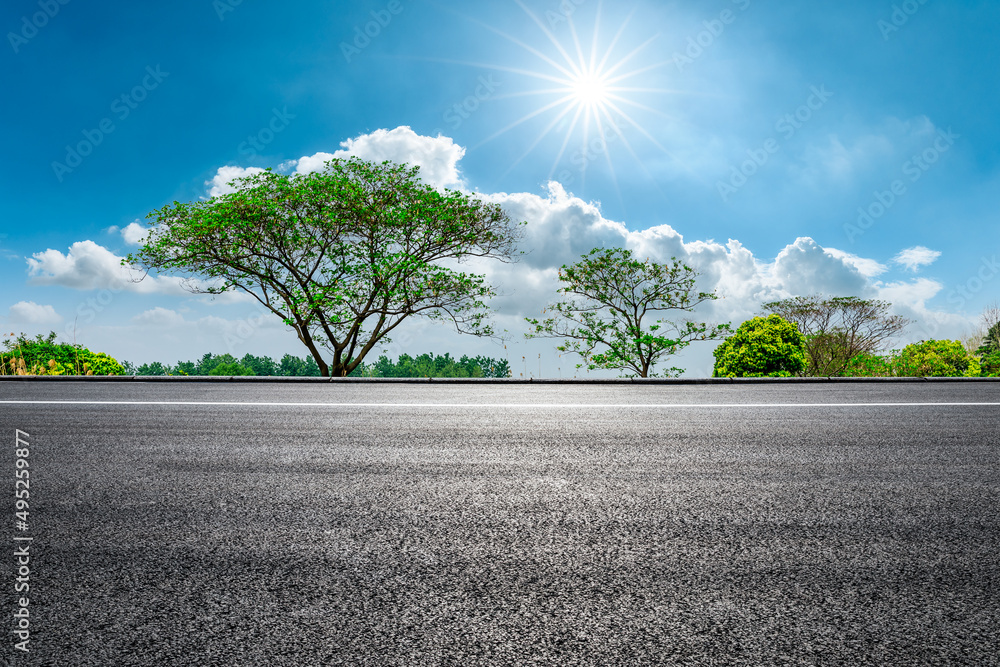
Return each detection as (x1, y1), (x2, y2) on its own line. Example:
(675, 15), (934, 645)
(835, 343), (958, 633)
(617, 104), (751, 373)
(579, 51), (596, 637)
(462, 183), (909, 331)
(207, 165), (266, 197)
(26, 240), (219, 296)
(893, 246), (941, 272)
(105, 221), (149, 245)
(328, 126), (466, 190)
(121, 221), (150, 245)
(7, 301), (62, 325)
(206, 126), (467, 196)
(464, 181), (971, 350)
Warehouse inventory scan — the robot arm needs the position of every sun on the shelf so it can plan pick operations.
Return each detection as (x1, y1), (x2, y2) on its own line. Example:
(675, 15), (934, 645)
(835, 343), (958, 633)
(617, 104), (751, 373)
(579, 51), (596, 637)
(570, 71), (611, 108)
(458, 0), (679, 197)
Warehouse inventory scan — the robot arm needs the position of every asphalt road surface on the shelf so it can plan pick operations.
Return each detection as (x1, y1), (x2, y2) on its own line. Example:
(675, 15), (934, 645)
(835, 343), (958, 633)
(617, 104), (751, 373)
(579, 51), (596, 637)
(1, 381), (998, 666)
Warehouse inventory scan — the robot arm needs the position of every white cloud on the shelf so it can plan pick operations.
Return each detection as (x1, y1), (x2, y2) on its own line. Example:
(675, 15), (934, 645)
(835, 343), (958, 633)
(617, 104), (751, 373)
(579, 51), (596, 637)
(464, 184), (892, 332)
(131, 307), (186, 328)
(26, 240), (217, 296)
(207, 165), (266, 197)
(121, 222), (149, 245)
(893, 246), (941, 272)
(293, 151), (336, 176)
(7, 301), (62, 325)
(330, 126), (466, 190)
(824, 248), (888, 278)
(205, 126), (467, 200)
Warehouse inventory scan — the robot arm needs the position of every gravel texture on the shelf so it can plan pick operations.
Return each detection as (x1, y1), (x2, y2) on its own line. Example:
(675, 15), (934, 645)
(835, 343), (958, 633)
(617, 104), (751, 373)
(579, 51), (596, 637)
(1, 382), (998, 665)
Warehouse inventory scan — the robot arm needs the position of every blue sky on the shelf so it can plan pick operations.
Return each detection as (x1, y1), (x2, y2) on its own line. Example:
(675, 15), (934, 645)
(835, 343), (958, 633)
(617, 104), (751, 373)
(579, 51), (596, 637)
(2, 0), (998, 376)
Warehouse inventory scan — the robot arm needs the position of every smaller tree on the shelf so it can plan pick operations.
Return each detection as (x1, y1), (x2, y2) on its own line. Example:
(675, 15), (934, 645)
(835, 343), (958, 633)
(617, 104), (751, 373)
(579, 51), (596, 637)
(712, 315), (806, 377)
(525, 247), (730, 377)
(762, 295), (909, 376)
(977, 321), (1000, 357)
(897, 340), (979, 377)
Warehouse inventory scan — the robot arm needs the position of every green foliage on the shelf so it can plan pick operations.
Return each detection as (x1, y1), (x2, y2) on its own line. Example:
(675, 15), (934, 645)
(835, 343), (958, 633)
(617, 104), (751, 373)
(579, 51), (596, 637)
(208, 362), (255, 376)
(977, 322), (1000, 356)
(278, 354), (322, 377)
(897, 340), (978, 377)
(980, 351), (1000, 377)
(712, 315), (806, 378)
(134, 361), (172, 376)
(124, 351), (508, 378)
(526, 247), (730, 377)
(842, 341), (990, 377)
(127, 157), (522, 376)
(762, 295), (909, 376)
(363, 353), (510, 378)
(840, 352), (898, 377)
(1, 332), (125, 376)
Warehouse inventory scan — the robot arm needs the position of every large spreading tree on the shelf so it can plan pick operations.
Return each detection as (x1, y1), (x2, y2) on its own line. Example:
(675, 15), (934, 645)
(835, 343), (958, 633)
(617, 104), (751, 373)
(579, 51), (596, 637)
(761, 295), (909, 376)
(525, 247), (730, 377)
(127, 158), (522, 376)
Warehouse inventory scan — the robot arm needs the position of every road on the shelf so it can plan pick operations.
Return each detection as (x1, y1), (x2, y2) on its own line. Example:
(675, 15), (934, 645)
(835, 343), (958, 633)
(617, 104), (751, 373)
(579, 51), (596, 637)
(1, 381), (998, 665)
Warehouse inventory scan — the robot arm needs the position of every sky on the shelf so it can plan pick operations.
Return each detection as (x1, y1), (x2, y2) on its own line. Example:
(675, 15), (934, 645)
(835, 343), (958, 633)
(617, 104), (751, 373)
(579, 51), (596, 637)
(2, 0), (999, 377)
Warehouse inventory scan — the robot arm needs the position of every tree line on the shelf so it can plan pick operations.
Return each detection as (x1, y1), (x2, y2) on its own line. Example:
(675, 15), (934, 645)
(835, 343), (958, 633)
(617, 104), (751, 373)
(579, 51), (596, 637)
(4, 157), (995, 379)
(0, 338), (510, 378)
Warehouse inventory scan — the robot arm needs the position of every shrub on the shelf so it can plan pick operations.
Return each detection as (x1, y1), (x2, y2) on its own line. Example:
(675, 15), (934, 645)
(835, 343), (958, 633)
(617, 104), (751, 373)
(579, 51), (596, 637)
(207, 362), (254, 376)
(1, 332), (125, 376)
(897, 340), (977, 377)
(712, 315), (806, 378)
(980, 351), (1000, 377)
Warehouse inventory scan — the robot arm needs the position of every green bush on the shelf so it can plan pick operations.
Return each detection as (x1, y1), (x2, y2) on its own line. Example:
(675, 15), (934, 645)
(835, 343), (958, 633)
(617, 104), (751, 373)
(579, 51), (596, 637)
(897, 340), (978, 377)
(712, 315), (806, 378)
(1, 332), (125, 376)
(980, 351), (1000, 377)
(208, 362), (255, 376)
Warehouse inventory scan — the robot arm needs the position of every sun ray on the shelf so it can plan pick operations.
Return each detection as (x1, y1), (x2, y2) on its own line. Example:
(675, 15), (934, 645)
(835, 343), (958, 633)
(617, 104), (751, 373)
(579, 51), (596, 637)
(591, 110), (626, 212)
(605, 94), (682, 121)
(594, 106), (673, 202)
(547, 105), (586, 180)
(512, 0), (585, 79)
(472, 94), (577, 149)
(595, 8), (635, 74)
(601, 33), (661, 81)
(458, 10), (580, 81)
(600, 99), (672, 155)
(494, 103), (581, 185)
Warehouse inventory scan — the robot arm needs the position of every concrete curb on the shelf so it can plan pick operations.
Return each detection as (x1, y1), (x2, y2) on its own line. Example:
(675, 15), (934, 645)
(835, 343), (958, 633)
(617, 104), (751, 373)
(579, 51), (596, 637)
(1, 376), (998, 384)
